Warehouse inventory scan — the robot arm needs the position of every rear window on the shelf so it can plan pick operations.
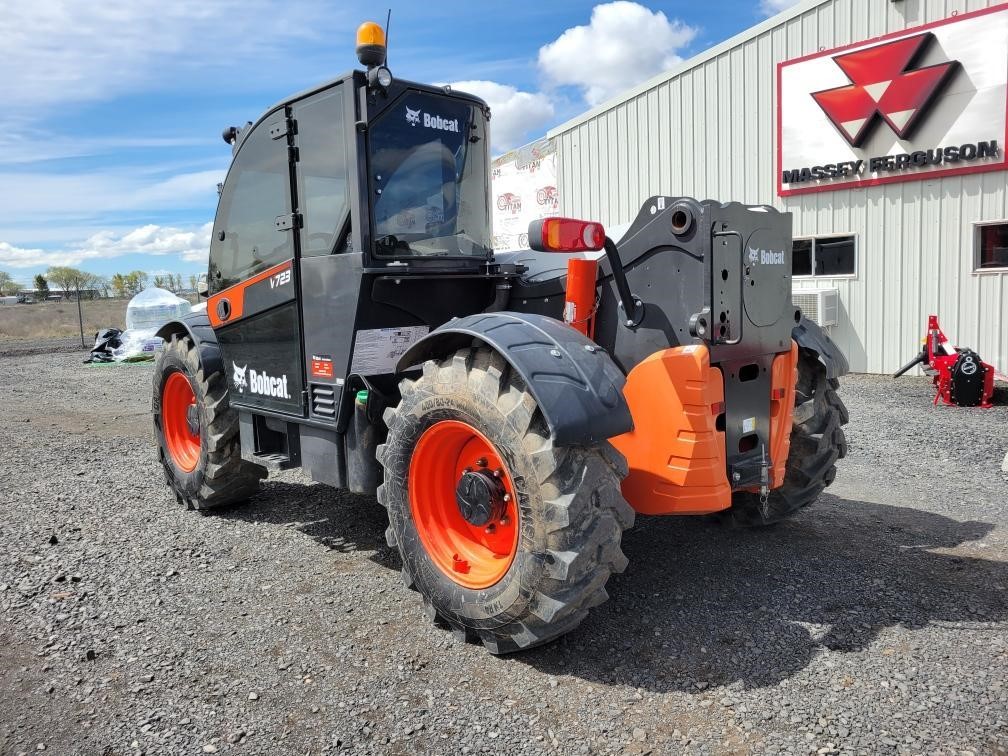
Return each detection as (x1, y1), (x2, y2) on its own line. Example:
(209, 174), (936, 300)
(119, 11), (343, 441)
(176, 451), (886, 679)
(368, 93), (490, 258)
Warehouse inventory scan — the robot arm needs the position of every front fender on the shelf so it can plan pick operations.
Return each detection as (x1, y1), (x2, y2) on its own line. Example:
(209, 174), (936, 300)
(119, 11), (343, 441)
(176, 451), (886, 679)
(155, 311), (223, 376)
(792, 316), (849, 379)
(397, 312), (633, 446)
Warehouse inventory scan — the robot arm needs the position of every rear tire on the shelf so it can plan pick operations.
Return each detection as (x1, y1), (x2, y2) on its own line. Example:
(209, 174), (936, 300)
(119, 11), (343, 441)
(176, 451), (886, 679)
(377, 347), (634, 654)
(153, 334), (265, 510)
(723, 347), (848, 527)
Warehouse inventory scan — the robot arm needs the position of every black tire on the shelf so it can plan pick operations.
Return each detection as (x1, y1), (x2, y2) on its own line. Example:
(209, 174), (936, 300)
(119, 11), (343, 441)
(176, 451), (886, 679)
(153, 334), (265, 510)
(723, 347), (849, 527)
(377, 347), (634, 654)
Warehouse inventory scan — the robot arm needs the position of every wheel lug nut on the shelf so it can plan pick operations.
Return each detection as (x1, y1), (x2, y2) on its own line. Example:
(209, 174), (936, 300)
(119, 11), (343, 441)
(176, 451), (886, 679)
(500, 516), (510, 526)
(493, 468), (502, 478)
(485, 524), (496, 534)
(503, 493), (511, 503)
(476, 457), (487, 467)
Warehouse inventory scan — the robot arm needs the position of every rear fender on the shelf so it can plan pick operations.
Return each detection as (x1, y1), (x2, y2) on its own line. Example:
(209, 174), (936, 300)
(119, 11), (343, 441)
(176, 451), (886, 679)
(396, 312), (633, 446)
(792, 316), (849, 379)
(155, 311), (223, 377)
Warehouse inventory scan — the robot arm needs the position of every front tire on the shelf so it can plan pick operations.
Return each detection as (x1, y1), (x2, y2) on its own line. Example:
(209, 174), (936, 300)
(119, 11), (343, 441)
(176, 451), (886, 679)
(153, 334), (265, 510)
(377, 347), (634, 654)
(723, 347), (848, 527)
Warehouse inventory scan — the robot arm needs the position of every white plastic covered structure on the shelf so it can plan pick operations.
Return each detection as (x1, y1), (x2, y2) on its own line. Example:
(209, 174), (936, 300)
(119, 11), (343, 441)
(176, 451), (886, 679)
(113, 287), (192, 360)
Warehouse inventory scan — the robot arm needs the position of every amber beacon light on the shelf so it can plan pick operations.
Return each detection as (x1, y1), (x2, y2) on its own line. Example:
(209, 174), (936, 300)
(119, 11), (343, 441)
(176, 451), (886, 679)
(356, 21), (387, 68)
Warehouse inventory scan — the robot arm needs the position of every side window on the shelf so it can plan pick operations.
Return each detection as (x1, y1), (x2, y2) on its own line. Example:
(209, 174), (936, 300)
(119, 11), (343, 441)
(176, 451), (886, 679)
(975, 222), (1008, 270)
(815, 236), (855, 276)
(792, 238), (813, 277)
(208, 120), (292, 293)
(791, 235), (856, 278)
(294, 88), (350, 256)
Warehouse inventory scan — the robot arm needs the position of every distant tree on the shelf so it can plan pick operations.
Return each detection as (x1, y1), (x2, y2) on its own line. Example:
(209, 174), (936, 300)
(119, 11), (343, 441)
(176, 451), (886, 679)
(153, 274), (168, 290)
(93, 275), (111, 299)
(124, 270), (148, 296)
(0, 270), (14, 296)
(111, 273), (128, 298)
(46, 266), (98, 347)
(46, 266), (86, 298)
(188, 274), (198, 293)
(173, 273), (183, 294)
(34, 274), (49, 298)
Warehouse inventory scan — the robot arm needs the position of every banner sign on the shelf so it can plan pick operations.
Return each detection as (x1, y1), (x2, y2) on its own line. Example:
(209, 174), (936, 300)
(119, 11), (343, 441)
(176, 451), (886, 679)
(777, 4), (1008, 196)
(491, 138), (559, 251)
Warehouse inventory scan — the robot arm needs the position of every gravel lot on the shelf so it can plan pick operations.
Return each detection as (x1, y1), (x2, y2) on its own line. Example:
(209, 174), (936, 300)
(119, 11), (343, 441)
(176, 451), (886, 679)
(1, 347), (1006, 756)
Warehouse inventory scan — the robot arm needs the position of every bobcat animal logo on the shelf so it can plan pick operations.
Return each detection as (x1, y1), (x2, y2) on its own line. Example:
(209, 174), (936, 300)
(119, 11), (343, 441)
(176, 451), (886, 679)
(748, 248), (760, 265)
(405, 106), (421, 126)
(232, 362), (248, 393)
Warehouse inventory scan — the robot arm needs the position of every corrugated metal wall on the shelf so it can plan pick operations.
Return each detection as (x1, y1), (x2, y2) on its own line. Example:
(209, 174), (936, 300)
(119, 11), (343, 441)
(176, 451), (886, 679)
(549, 0), (1007, 374)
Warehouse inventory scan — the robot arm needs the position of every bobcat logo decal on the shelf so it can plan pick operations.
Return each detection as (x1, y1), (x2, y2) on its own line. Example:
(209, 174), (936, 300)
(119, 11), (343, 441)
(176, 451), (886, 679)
(232, 362), (248, 394)
(405, 106), (421, 126)
(748, 247), (760, 265)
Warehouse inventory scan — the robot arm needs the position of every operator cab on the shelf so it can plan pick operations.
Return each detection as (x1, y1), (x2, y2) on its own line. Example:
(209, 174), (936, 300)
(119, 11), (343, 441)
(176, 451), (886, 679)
(204, 21), (497, 439)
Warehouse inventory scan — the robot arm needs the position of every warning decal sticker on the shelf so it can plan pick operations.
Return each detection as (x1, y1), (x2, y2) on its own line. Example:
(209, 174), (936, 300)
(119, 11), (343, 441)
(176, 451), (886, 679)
(349, 326), (430, 376)
(310, 354), (334, 379)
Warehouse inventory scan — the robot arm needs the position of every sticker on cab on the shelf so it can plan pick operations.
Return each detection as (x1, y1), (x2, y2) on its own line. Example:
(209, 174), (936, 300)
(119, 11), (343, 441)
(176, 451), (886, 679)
(311, 354), (334, 379)
(350, 326), (430, 376)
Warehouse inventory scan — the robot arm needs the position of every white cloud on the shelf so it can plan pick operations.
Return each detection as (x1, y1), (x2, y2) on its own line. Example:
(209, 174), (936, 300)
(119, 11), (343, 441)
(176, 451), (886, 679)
(0, 168), (224, 222)
(0, 222), (212, 269)
(760, 0), (801, 15)
(0, 132), (211, 167)
(0, 1), (332, 116)
(538, 1), (698, 107)
(447, 81), (555, 152)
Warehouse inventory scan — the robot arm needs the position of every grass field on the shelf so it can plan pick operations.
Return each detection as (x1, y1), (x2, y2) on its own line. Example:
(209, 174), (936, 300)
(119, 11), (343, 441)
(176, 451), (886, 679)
(0, 297), (196, 342)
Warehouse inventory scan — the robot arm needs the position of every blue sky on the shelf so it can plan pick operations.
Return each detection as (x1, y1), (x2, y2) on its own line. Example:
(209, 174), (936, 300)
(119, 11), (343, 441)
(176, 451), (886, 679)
(0, 0), (798, 287)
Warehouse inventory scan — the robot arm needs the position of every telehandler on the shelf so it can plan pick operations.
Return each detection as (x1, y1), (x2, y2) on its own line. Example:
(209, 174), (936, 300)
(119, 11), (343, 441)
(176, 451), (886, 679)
(152, 22), (849, 653)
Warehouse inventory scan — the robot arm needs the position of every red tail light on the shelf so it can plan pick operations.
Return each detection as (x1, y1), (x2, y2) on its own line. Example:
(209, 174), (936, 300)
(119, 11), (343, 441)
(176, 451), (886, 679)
(528, 217), (606, 252)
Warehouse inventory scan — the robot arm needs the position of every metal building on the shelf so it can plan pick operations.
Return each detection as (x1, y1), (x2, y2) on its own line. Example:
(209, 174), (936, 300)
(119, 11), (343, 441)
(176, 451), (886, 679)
(546, 0), (1008, 374)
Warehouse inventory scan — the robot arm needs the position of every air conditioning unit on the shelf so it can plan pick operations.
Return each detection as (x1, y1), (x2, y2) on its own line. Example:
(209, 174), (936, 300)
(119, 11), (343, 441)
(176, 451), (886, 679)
(792, 287), (839, 328)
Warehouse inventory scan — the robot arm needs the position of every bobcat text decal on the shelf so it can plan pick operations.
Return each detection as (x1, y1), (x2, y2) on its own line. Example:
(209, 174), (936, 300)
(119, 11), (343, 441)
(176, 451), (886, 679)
(232, 361), (290, 399)
(405, 106), (459, 133)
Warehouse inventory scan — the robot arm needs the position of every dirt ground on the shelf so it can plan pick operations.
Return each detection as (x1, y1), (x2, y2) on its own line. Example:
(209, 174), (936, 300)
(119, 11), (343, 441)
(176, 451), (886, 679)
(0, 345), (1006, 755)
(0, 296), (199, 342)
(0, 299), (130, 342)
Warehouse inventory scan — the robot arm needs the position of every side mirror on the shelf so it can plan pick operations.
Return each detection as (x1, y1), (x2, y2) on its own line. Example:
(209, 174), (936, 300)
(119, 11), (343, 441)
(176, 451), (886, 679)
(196, 274), (209, 298)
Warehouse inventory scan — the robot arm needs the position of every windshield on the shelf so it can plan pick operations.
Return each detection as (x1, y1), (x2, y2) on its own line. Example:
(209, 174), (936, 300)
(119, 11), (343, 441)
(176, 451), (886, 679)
(369, 92), (490, 258)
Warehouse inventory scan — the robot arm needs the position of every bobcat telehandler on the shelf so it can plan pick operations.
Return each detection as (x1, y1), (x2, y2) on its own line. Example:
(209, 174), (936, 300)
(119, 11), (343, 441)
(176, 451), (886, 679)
(152, 22), (849, 654)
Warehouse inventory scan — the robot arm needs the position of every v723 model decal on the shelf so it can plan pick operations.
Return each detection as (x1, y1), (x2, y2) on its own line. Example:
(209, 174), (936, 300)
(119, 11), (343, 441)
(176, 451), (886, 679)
(269, 268), (291, 289)
(207, 259), (295, 328)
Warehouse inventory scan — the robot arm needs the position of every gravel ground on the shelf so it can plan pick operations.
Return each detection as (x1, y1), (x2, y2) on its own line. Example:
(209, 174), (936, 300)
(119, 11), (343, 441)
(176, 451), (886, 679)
(1, 349), (1006, 756)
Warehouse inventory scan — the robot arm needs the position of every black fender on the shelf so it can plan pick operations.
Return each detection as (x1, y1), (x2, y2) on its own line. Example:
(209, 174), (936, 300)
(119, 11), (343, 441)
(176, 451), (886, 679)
(397, 312), (633, 446)
(155, 311), (223, 377)
(792, 316), (849, 380)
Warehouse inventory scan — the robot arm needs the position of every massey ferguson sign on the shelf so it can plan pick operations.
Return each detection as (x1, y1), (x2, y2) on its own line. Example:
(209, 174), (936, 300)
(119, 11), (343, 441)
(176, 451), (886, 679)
(778, 5), (1008, 196)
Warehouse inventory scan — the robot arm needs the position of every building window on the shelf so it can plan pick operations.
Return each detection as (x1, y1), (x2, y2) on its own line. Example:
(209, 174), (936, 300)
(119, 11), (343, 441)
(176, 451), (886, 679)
(975, 222), (1008, 270)
(792, 235), (856, 277)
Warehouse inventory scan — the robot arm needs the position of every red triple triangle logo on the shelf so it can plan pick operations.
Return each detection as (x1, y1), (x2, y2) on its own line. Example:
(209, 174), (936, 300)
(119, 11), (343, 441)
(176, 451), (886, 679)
(812, 32), (959, 147)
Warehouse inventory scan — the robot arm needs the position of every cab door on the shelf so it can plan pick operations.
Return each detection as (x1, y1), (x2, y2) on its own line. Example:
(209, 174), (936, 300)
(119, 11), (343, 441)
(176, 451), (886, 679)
(290, 84), (362, 424)
(207, 111), (305, 416)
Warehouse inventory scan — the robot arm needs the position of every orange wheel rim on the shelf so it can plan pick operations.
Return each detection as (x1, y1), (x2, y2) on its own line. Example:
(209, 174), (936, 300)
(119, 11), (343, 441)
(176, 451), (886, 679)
(162, 371), (201, 473)
(408, 420), (520, 589)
